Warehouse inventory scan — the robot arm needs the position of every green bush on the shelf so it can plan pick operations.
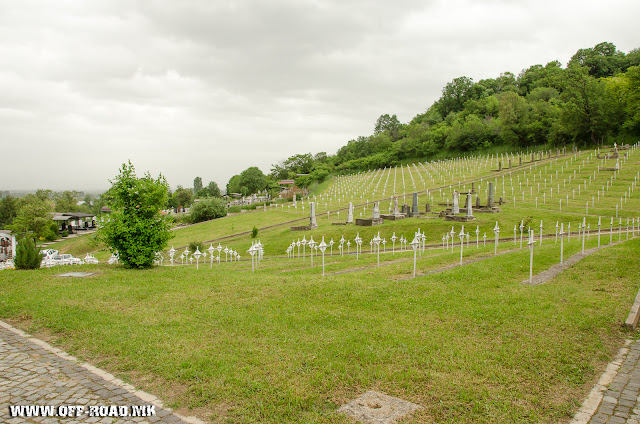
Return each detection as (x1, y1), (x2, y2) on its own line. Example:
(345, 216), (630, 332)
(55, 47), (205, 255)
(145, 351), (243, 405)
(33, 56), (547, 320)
(96, 162), (173, 269)
(188, 241), (204, 253)
(61, 231), (69, 237)
(251, 226), (258, 238)
(189, 198), (226, 223)
(242, 203), (257, 210)
(14, 237), (43, 270)
(228, 205), (241, 213)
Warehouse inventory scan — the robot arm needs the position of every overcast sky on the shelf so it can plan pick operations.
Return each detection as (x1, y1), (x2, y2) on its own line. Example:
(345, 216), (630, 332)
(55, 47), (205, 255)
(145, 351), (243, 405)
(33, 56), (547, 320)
(1, 0), (638, 192)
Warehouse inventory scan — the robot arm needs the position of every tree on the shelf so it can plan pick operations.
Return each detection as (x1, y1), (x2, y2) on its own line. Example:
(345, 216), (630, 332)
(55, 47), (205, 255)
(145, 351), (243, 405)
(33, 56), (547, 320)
(97, 161), (173, 269)
(435, 76), (482, 118)
(193, 176), (203, 193)
(206, 181), (221, 197)
(53, 190), (79, 212)
(226, 174), (242, 195)
(0, 195), (18, 228)
(8, 193), (55, 240)
(172, 186), (194, 209)
(560, 66), (615, 145)
(374, 114), (403, 141)
(568, 42), (626, 78)
(239, 167), (267, 195)
(14, 237), (43, 270)
(189, 198), (226, 223)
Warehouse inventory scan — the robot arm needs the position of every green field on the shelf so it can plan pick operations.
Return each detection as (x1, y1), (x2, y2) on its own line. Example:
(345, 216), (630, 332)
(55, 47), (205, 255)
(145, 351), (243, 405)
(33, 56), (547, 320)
(3, 145), (640, 423)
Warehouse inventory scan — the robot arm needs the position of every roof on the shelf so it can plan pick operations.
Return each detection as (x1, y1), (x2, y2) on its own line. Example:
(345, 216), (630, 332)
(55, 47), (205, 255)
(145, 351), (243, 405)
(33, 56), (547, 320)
(62, 212), (95, 218)
(278, 180), (296, 185)
(52, 216), (73, 221)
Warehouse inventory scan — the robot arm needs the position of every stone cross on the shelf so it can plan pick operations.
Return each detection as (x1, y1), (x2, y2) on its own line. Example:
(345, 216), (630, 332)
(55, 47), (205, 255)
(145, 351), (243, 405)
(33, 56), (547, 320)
(347, 202), (354, 224)
(465, 194), (473, 217)
(411, 192), (419, 216)
(487, 182), (494, 208)
(373, 202), (380, 219)
(309, 202), (318, 228)
(452, 191), (460, 214)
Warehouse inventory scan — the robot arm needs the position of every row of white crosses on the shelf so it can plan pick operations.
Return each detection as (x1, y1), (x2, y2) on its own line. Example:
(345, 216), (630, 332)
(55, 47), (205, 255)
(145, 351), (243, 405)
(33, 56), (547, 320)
(323, 147), (549, 212)
(246, 240), (264, 273)
(167, 244), (241, 269)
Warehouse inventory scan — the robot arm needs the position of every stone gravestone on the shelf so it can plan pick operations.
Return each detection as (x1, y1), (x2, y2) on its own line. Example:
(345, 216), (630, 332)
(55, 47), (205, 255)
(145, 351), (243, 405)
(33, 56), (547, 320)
(452, 191), (460, 214)
(393, 196), (400, 215)
(466, 194), (473, 218)
(293, 193), (297, 207)
(347, 202), (354, 224)
(310, 202), (318, 229)
(411, 192), (419, 217)
(475, 194), (481, 209)
(487, 182), (494, 208)
(373, 202), (380, 219)
(425, 202), (431, 213)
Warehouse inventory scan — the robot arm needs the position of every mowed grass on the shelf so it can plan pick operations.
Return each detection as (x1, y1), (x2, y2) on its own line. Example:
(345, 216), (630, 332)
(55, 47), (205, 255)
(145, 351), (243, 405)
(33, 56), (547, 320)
(1, 236), (639, 423)
(13, 146), (640, 422)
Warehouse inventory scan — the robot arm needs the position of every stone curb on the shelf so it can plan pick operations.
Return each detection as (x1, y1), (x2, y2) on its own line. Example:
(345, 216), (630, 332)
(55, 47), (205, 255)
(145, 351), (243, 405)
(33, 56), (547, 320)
(625, 288), (640, 330)
(569, 340), (633, 424)
(0, 320), (207, 424)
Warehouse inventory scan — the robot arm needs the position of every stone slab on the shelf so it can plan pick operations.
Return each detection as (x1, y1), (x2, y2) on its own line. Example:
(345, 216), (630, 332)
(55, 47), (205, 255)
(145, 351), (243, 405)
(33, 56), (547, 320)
(380, 214), (406, 221)
(55, 272), (97, 278)
(355, 218), (384, 227)
(336, 390), (423, 424)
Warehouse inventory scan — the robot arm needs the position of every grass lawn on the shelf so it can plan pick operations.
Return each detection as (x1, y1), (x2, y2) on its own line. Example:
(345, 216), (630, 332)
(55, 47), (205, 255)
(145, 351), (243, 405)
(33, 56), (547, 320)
(1, 235), (639, 423)
(8, 146), (639, 422)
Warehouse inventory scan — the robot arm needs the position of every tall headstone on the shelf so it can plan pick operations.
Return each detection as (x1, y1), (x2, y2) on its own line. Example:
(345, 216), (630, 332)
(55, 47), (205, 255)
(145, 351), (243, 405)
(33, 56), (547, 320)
(452, 191), (460, 214)
(411, 192), (419, 217)
(498, 161), (502, 171)
(488, 182), (494, 208)
(293, 193), (297, 207)
(475, 194), (480, 209)
(373, 202), (380, 219)
(310, 202), (317, 228)
(519, 157), (522, 166)
(466, 194), (473, 217)
(425, 202), (431, 213)
(347, 202), (354, 223)
(393, 196), (400, 215)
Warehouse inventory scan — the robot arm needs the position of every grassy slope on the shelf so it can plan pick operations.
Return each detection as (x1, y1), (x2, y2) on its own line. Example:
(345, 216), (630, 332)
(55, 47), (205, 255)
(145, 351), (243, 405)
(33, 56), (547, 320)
(5, 146), (639, 422)
(1, 236), (638, 423)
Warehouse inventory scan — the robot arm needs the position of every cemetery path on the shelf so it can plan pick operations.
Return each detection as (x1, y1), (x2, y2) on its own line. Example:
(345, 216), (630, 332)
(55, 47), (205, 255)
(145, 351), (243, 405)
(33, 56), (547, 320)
(0, 321), (203, 424)
(522, 240), (625, 286)
(571, 339), (640, 424)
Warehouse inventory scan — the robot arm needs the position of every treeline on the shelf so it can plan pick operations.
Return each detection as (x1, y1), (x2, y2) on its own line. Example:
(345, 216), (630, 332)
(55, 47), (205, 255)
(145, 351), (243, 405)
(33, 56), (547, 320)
(268, 41), (639, 187)
(0, 190), (107, 241)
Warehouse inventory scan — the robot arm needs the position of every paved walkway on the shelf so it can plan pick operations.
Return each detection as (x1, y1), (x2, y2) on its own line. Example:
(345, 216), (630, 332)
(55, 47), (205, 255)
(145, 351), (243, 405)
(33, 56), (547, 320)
(570, 339), (640, 424)
(587, 340), (640, 424)
(0, 322), (203, 424)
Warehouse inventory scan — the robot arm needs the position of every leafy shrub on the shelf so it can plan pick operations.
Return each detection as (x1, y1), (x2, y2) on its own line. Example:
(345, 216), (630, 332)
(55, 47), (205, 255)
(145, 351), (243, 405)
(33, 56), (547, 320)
(14, 237), (43, 270)
(189, 198), (226, 223)
(251, 226), (258, 238)
(242, 203), (257, 210)
(189, 241), (204, 253)
(96, 162), (173, 269)
(228, 205), (241, 213)
(61, 231), (69, 237)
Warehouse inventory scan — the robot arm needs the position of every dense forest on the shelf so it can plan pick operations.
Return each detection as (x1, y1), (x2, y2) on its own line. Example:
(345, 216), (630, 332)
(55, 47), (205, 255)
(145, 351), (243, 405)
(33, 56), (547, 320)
(266, 41), (639, 187)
